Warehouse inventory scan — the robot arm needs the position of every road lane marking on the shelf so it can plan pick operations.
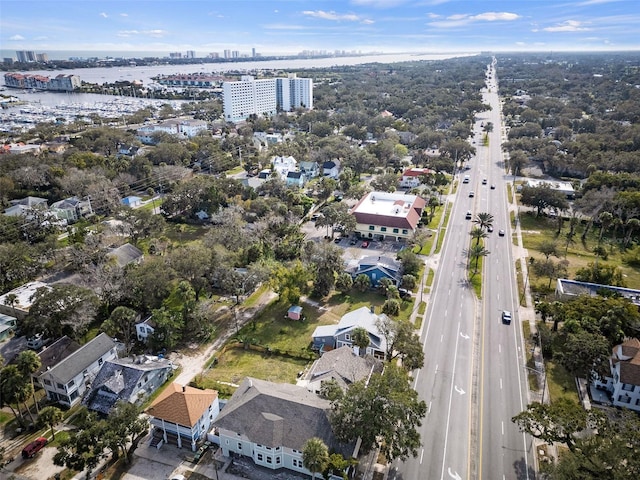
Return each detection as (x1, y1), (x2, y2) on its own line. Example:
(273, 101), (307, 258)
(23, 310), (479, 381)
(502, 421), (504, 436)
(420, 448), (425, 464)
(435, 364), (438, 373)
(499, 344), (502, 353)
(448, 467), (462, 480)
(500, 378), (503, 390)
(441, 334), (444, 342)
(460, 332), (470, 340)
(455, 386), (466, 395)
(440, 322), (462, 480)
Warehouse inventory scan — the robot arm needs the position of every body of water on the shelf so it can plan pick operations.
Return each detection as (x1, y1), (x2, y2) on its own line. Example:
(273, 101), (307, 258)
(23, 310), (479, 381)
(2, 52), (476, 89)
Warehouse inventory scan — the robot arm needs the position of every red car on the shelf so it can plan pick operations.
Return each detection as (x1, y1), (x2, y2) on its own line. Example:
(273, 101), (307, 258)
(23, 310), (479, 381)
(361, 241), (369, 248)
(22, 437), (48, 459)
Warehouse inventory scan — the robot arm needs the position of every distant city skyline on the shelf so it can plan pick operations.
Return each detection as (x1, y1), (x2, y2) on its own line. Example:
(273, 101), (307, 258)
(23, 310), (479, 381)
(2, 0), (639, 60)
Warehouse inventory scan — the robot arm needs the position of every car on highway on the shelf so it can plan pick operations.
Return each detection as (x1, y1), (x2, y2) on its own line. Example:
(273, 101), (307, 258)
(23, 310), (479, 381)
(487, 225), (494, 232)
(361, 241), (369, 248)
(469, 191), (475, 197)
(465, 211), (472, 220)
(463, 175), (470, 183)
(502, 310), (512, 325)
(498, 229), (505, 236)
(22, 437), (48, 459)
(490, 184), (496, 189)
(482, 178), (487, 185)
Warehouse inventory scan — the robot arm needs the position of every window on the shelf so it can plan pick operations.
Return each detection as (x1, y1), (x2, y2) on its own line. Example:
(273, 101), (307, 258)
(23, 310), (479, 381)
(238, 442), (243, 450)
(622, 383), (634, 392)
(267, 457), (272, 464)
(276, 457), (281, 464)
(618, 395), (631, 404)
(67, 379), (75, 387)
(98, 358), (103, 366)
(402, 229), (408, 235)
(369, 225), (375, 231)
(43, 379), (51, 386)
(393, 228), (399, 234)
(56, 383), (64, 390)
(381, 227), (387, 232)
(345, 334), (351, 341)
(257, 453), (263, 461)
(69, 390), (78, 401)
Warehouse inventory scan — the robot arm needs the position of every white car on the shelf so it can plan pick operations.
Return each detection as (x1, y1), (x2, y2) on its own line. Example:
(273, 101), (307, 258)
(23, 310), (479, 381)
(502, 310), (512, 324)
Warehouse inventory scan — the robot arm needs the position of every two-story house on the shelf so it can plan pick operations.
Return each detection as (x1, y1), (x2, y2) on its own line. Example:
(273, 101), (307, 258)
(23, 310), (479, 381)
(311, 306), (389, 359)
(345, 255), (402, 287)
(322, 159), (341, 178)
(83, 355), (174, 415)
(212, 377), (354, 475)
(399, 168), (434, 189)
(593, 338), (640, 411)
(146, 383), (219, 451)
(37, 333), (117, 407)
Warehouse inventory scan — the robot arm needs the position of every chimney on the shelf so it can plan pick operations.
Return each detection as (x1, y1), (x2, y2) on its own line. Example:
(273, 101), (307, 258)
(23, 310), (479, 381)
(370, 306), (375, 314)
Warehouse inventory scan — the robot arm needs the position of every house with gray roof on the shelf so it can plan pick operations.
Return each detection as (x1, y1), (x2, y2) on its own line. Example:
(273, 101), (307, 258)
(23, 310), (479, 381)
(106, 243), (144, 268)
(311, 306), (389, 359)
(345, 255), (402, 287)
(212, 377), (355, 475)
(35, 336), (81, 377)
(37, 333), (117, 407)
(298, 346), (381, 394)
(83, 354), (174, 415)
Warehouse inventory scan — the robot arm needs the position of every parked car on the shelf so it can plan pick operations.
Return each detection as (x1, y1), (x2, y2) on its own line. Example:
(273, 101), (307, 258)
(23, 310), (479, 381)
(22, 437), (47, 459)
(361, 241), (369, 248)
(399, 288), (413, 299)
(502, 310), (512, 325)
(350, 238), (358, 245)
(334, 237), (341, 244)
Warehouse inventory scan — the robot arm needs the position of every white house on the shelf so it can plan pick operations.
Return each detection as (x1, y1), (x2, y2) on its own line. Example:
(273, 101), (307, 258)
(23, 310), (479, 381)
(271, 155), (297, 181)
(136, 315), (156, 343)
(212, 377), (354, 475)
(322, 159), (341, 178)
(399, 168), (434, 189)
(147, 383), (219, 451)
(37, 333), (118, 407)
(0, 281), (52, 320)
(594, 338), (640, 411)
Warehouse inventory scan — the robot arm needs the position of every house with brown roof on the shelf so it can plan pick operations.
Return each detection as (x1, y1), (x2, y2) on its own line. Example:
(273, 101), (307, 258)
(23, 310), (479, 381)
(593, 338), (640, 411)
(146, 383), (219, 451)
(350, 191), (426, 241)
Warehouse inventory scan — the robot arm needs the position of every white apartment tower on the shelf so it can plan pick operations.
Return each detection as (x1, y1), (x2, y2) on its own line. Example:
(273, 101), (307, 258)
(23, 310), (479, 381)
(223, 74), (313, 123)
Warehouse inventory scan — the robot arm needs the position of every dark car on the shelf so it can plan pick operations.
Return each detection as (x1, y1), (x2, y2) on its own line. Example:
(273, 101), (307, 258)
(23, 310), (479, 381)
(334, 237), (341, 244)
(490, 184), (496, 189)
(487, 225), (494, 232)
(482, 179), (487, 185)
(399, 288), (413, 299)
(22, 437), (47, 459)
(465, 211), (472, 220)
(350, 238), (358, 245)
(469, 191), (475, 197)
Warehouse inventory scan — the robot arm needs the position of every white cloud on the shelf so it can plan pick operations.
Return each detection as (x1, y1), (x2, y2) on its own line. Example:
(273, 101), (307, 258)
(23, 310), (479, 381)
(302, 10), (361, 22)
(100, 12), (108, 18)
(428, 11), (520, 28)
(263, 24), (307, 31)
(350, 0), (408, 6)
(543, 20), (590, 32)
(9, 34), (25, 41)
(120, 13), (128, 17)
(117, 29), (167, 38)
(362, 19), (375, 24)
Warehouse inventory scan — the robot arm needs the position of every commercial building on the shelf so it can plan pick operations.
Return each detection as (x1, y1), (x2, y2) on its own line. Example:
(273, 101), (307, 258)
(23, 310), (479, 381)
(223, 74), (313, 123)
(3, 73), (81, 92)
(350, 191), (426, 241)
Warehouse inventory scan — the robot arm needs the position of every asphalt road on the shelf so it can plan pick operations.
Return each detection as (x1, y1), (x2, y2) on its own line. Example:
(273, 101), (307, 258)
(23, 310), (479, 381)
(392, 59), (534, 480)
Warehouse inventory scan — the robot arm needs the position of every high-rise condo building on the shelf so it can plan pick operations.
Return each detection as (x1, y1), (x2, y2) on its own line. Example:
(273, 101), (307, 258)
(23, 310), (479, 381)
(223, 74), (313, 123)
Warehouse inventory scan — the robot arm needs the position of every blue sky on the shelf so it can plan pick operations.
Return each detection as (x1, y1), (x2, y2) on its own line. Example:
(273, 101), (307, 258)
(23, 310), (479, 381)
(2, 0), (639, 57)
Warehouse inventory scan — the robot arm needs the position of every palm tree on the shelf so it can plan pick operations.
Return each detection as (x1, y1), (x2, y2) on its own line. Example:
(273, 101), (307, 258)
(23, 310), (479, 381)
(2, 293), (18, 319)
(470, 227), (488, 246)
(469, 244), (490, 275)
(598, 211), (613, 243)
(302, 437), (330, 480)
(37, 405), (64, 439)
(473, 212), (494, 231)
(624, 218), (640, 248)
(16, 350), (42, 413)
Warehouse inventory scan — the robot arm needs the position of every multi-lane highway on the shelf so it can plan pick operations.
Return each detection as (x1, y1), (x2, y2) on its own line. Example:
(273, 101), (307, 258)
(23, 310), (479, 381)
(394, 59), (535, 480)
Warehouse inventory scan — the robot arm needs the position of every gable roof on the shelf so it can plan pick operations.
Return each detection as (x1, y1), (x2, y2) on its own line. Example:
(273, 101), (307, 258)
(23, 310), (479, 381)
(312, 306), (388, 352)
(36, 336), (81, 375)
(146, 383), (218, 427)
(107, 243), (143, 267)
(614, 338), (640, 386)
(214, 377), (348, 453)
(39, 333), (116, 384)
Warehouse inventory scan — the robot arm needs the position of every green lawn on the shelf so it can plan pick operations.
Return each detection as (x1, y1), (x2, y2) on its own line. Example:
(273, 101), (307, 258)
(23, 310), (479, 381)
(199, 348), (309, 387)
(545, 361), (580, 404)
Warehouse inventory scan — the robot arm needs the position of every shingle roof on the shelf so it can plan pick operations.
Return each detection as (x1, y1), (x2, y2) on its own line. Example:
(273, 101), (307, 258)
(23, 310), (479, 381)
(146, 383), (218, 427)
(306, 346), (381, 389)
(214, 377), (348, 453)
(614, 338), (640, 386)
(39, 333), (115, 384)
(36, 336), (81, 375)
(84, 355), (173, 415)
